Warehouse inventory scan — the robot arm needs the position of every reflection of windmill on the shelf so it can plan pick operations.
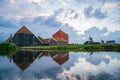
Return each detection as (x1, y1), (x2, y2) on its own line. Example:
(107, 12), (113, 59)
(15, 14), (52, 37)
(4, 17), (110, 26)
(9, 51), (42, 71)
(49, 52), (69, 65)
(90, 52), (94, 59)
(90, 52), (93, 55)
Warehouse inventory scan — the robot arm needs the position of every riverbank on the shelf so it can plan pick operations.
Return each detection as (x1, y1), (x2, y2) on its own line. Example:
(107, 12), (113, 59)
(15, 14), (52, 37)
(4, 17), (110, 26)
(20, 44), (120, 52)
(0, 42), (16, 55)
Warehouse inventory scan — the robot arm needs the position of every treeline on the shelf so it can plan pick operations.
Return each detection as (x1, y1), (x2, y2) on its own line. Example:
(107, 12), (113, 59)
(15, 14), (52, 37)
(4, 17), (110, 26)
(0, 42), (16, 55)
(81, 44), (120, 51)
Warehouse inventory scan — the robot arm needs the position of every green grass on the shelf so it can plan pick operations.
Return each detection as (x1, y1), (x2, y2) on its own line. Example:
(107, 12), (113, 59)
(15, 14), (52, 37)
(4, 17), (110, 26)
(21, 45), (80, 50)
(20, 44), (120, 52)
(0, 42), (16, 56)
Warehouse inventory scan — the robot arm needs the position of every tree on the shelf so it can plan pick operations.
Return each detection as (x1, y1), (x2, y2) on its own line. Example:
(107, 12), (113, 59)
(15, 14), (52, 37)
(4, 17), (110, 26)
(37, 36), (43, 41)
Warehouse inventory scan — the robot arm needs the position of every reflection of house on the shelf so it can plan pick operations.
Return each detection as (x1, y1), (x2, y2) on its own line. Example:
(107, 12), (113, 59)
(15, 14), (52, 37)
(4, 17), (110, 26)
(10, 51), (41, 70)
(6, 26), (42, 46)
(52, 29), (69, 45)
(8, 51), (69, 70)
(50, 52), (69, 65)
(42, 38), (57, 46)
(106, 40), (115, 44)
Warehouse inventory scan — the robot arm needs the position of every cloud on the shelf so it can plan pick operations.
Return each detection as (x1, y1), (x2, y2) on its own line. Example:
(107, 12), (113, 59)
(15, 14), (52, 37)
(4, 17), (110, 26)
(0, 32), (8, 42)
(57, 69), (78, 80)
(0, 16), (16, 28)
(86, 54), (110, 65)
(84, 6), (93, 18)
(9, 0), (15, 4)
(93, 9), (107, 19)
(81, 26), (120, 43)
(0, 0), (8, 6)
(104, 31), (120, 43)
(61, 24), (82, 43)
(104, 2), (120, 8)
(27, 0), (46, 3)
(0, 0), (120, 43)
(40, 16), (62, 27)
(85, 26), (108, 35)
(84, 6), (107, 19)
(32, 8), (79, 28)
(58, 8), (79, 20)
(70, 52), (120, 78)
(33, 14), (62, 27)
(20, 17), (34, 25)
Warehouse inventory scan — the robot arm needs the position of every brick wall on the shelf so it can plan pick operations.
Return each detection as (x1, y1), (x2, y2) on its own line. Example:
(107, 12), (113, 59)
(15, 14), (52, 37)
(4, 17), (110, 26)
(52, 30), (69, 44)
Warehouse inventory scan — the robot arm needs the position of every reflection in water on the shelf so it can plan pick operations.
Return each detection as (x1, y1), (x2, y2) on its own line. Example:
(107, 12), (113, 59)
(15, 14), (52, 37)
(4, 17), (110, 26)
(49, 52), (69, 65)
(9, 51), (42, 70)
(87, 52), (110, 65)
(9, 51), (69, 71)
(70, 52), (120, 80)
(0, 51), (120, 80)
(90, 52), (93, 55)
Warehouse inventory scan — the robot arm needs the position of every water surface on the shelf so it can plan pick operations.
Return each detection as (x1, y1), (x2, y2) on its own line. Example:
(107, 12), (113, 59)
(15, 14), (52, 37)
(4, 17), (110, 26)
(0, 51), (120, 80)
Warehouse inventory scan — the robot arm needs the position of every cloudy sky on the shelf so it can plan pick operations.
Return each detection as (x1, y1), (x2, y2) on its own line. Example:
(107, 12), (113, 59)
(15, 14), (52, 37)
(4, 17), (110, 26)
(0, 0), (120, 43)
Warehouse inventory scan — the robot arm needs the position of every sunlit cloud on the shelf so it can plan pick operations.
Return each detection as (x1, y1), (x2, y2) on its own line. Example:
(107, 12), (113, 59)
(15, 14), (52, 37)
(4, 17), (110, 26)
(9, 0), (15, 4)
(104, 2), (120, 8)
(57, 68), (78, 80)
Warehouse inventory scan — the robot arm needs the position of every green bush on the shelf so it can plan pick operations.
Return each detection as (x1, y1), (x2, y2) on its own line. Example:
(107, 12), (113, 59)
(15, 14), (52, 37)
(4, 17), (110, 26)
(84, 45), (96, 51)
(0, 42), (16, 56)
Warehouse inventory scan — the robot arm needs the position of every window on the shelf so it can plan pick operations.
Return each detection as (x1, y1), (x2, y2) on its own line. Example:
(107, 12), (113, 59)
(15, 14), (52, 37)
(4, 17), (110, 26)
(64, 37), (66, 40)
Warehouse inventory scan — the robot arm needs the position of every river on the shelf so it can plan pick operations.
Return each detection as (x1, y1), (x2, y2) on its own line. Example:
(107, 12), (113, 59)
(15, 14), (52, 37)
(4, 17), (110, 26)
(0, 51), (120, 80)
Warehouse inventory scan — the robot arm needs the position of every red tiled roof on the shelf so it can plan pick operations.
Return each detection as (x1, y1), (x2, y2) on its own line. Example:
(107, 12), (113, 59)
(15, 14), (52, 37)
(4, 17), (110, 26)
(42, 38), (51, 44)
(53, 29), (68, 36)
(52, 29), (69, 44)
(16, 26), (33, 34)
(43, 38), (57, 44)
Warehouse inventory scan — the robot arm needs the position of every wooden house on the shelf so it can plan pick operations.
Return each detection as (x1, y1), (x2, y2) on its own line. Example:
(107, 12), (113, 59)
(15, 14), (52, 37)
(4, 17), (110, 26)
(6, 26), (42, 46)
(52, 29), (69, 45)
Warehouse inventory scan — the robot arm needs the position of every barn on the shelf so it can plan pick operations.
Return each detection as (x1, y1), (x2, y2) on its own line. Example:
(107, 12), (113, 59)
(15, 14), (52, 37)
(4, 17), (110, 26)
(52, 29), (69, 45)
(6, 26), (42, 47)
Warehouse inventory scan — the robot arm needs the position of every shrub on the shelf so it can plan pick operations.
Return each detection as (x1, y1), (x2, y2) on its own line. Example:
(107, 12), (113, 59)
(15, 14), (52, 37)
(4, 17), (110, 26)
(0, 42), (16, 56)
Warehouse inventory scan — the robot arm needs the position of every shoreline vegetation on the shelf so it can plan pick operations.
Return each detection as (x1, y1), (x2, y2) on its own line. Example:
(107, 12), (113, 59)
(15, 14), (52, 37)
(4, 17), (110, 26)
(0, 42), (16, 56)
(0, 42), (120, 56)
(20, 44), (120, 52)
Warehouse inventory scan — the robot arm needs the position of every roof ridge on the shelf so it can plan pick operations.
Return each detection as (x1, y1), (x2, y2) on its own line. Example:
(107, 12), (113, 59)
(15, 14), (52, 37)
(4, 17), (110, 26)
(53, 29), (68, 36)
(16, 26), (33, 34)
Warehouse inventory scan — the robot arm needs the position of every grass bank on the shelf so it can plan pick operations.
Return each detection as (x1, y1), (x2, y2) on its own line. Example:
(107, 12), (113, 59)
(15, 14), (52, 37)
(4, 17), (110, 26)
(20, 44), (120, 52)
(0, 42), (16, 56)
